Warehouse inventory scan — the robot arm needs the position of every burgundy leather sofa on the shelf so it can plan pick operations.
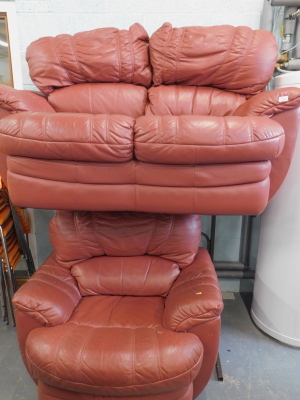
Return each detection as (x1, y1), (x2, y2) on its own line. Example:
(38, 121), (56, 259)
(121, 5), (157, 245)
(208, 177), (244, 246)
(0, 22), (300, 400)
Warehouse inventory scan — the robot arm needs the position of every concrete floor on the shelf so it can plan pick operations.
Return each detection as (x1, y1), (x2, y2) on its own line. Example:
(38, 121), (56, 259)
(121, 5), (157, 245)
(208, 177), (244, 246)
(0, 293), (299, 400)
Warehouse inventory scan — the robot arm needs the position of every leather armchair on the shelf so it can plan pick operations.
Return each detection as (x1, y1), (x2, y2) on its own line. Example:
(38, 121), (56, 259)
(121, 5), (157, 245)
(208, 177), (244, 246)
(13, 211), (223, 400)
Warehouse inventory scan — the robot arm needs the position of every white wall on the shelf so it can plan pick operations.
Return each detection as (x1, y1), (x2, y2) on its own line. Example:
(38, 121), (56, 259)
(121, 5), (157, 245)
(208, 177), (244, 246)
(14, 0), (264, 90)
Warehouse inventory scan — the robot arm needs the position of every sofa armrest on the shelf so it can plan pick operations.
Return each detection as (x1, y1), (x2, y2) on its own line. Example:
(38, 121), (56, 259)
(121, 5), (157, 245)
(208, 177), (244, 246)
(234, 87), (300, 117)
(0, 84), (55, 113)
(164, 248), (223, 332)
(13, 252), (81, 327)
(134, 115), (284, 164)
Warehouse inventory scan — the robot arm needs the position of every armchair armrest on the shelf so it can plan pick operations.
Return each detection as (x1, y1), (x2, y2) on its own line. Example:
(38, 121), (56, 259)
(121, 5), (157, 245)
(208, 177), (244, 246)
(234, 87), (300, 117)
(0, 84), (55, 113)
(13, 252), (81, 327)
(164, 248), (223, 332)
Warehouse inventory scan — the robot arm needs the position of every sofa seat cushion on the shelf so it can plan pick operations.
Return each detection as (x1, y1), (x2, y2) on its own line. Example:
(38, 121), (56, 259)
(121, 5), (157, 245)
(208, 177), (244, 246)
(134, 115), (285, 164)
(0, 112), (134, 162)
(25, 296), (203, 397)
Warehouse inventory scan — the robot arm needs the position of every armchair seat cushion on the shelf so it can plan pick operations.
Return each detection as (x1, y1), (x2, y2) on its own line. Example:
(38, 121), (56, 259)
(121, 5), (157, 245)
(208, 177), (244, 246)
(0, 112), (135, 162)
(25, 295), (203, 397)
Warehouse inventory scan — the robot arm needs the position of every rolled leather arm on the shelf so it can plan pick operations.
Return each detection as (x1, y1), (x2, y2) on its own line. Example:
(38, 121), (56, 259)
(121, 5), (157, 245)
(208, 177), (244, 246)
(13, 252), (81, 326)
(0, 84), (55, 113)
(164, 248), (223, 332)
(0, 112), (134, 162)
(134, 115), (285, 164)
(234, 87), (300, 117)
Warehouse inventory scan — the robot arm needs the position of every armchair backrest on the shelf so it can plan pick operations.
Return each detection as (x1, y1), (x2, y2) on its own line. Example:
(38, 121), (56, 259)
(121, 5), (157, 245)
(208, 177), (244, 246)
(50, 212), (201, 297)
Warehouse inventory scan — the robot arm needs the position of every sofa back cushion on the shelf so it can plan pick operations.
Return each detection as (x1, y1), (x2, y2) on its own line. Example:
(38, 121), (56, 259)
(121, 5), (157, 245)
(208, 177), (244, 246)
(71, 255), (180, 296)
(150, 23), (277, 95)
(146, 86), (246, 116)
(26, 23), (152, 95)
(48, 83), (147, 118)
(50, 211), (201, 269)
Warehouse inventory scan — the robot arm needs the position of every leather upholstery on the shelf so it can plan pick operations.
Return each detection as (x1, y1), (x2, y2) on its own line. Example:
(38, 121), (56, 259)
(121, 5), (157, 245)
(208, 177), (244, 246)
(13, 212), (223, 400)
(0, 24), (300, 213)
(5, 21), (298, 400)
(26, 23), (151, 94)
(150, 23), (277, 94)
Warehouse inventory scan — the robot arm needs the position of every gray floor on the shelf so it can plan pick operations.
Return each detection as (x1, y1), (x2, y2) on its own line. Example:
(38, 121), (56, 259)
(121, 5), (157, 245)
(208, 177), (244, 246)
(0, 294), (299, 400)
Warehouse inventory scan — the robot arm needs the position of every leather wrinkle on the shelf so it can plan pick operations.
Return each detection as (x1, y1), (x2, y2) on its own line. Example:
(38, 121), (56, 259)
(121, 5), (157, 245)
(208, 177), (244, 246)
(77, 326), (95, 382)
(27, 274), (79, 306)
(26, 340), (203, 389)
(51, 37), (72, 83)
(205, 27), (236, 85)
(106, 296), (124, 326)
(228, 29), (254, 88)
(129, 28), (135, 82)
(175, 28), (186, 83)
(140, 256), (152, 294)
(152, 328), (162, 382)
(162, 28), (174, 84)
(116, 31), (122, 83)
(70, 35), (85, 79)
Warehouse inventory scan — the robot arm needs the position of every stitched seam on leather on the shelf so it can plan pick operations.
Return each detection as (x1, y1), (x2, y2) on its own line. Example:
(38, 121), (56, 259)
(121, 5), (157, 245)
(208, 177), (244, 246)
(29, 275), (80, 305)
(175, 28), (186, 83)
(207, 27), (236, 84)
(0, 135), (132, 145)
(77, 326), (95, 381)
(69, 35), (86, 80)
(105, 114), (110, 144)
(26, 348), (202, 388)
(37, 267), (80, 291)
(226, 28), (254, 89)
(121, 257), (124, 294)
(51, 37), (73, 83)
(161, 215), (174, 255)
(74, 212), (90, 258)
(13, 302), (49, 324)
(152, 329), (162, 381)
(53, 324), (78, 377)
(88, 84), (93, 114)
(140, 256), (152, 294)
(129, 28), (135, 83)
(106, 296), (124, 326)
(162, 28), (174, 83)
(175, 313), (219, 331)
(91, 212), (103, 254)
(147, 215), (159, 253)
(132, 329), (136, 386)
(116, 30), (122, 82)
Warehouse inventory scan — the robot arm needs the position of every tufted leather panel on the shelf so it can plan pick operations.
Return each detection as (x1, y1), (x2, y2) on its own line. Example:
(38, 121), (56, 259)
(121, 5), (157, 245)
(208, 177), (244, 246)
(134, 115), (285, 164)
(150, 23), (277, 94)
(71, 256), (180, 296)
(26, 23), (152, 94)
(146, 86), (246, 116)
(0, 112), (134, 162)
(50, 211), (201, 269)
(48, 83), (147, 118)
